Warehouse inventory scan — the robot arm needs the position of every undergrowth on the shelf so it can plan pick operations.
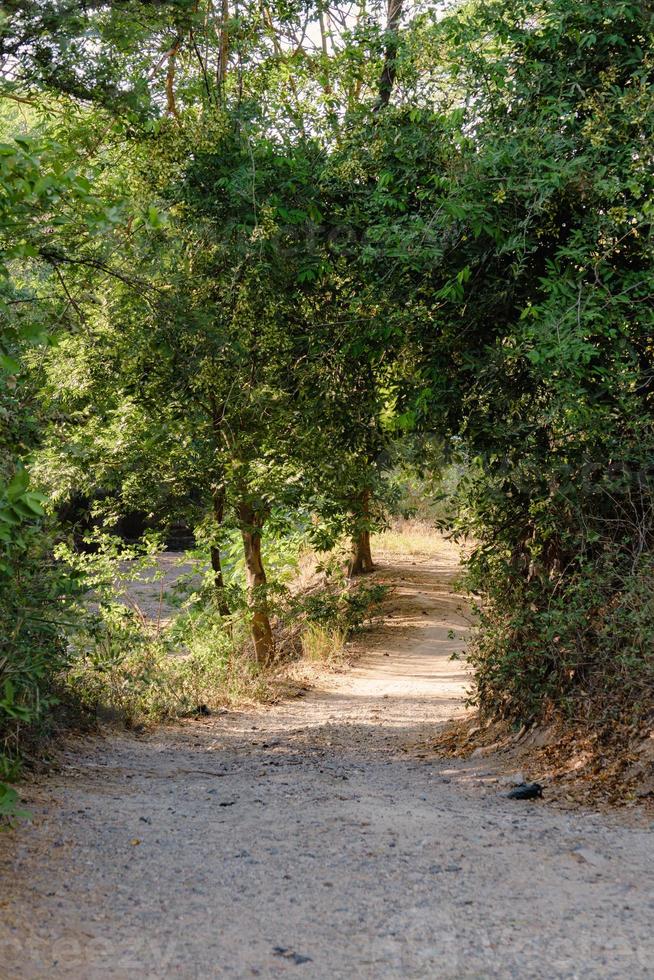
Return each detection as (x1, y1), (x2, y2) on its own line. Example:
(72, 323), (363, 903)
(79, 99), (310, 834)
(465, 546), (654, 734)
(301, 623), (347, 664)
(0, 523), (80, 821)
(50, 540), (388, 733)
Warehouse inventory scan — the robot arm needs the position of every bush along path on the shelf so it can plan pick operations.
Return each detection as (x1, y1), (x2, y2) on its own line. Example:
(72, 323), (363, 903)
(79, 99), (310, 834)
(1, 540), (653, 979)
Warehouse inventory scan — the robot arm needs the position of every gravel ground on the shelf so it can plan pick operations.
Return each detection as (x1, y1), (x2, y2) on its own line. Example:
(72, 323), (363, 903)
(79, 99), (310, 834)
(1, 542), (653, 979)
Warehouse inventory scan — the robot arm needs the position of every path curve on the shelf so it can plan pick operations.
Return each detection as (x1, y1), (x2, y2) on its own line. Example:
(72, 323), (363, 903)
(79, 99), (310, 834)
(1, 543), (653, 979)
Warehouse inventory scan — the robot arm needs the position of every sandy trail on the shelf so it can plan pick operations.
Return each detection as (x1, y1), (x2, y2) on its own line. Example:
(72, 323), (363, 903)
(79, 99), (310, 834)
(1, 542), (653, 979)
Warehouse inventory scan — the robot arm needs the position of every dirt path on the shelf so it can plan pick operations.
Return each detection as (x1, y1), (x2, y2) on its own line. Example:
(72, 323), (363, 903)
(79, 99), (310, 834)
(2, 543), (653, 979)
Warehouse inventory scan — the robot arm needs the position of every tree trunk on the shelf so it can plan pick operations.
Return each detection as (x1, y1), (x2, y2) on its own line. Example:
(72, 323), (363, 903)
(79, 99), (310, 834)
(210, 491), (230, 617)
(217, 0), (229, 89)
(374, 0), (403, 111)
(317, 3), (332, 95)
(237, 503), (274, 666)
(349, 489), (375, 577)
(210, 544), (230, 614)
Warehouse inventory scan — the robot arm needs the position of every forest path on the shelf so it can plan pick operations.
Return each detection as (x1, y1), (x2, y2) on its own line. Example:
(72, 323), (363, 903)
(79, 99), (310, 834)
(2, 541), (653, 979)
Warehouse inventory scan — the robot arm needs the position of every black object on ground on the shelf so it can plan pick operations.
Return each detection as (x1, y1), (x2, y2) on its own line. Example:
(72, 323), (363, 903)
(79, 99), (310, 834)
(273, 947), (313, 965)
(507, 782), (543, 800)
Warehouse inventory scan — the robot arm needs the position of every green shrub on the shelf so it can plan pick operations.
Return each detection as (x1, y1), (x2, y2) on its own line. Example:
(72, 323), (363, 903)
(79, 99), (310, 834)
(62, 607), (267, 726)
(466, 548), (654, 728)
(0, 522), (79, 818)
(298, 580), (389, 634)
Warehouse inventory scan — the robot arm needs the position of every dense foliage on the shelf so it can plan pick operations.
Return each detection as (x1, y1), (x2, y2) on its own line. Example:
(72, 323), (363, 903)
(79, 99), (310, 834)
(435, 0), (654, 727)
(1, 0), (653, 813)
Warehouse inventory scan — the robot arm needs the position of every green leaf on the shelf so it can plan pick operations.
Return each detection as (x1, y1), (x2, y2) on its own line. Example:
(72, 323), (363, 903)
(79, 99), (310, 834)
(22, 494), (46, 516)
(0, 353), (20, 373)
(6, 469), (29, 502)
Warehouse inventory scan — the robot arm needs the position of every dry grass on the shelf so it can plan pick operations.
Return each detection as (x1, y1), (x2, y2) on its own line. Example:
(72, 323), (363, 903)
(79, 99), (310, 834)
(300, 623), (347, 664)
(374, 519), (445, 558)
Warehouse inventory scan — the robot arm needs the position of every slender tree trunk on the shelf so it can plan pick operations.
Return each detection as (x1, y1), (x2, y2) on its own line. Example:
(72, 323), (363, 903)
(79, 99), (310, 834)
(237, 503), (274, 666)
(217, 0), (229, 90)
(374, 0), (403, 111)
(210, 490), (230, 617)
(165, 38), (181, 118)
(349, 488), (375, 576)
(317, 3), (332, 94)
